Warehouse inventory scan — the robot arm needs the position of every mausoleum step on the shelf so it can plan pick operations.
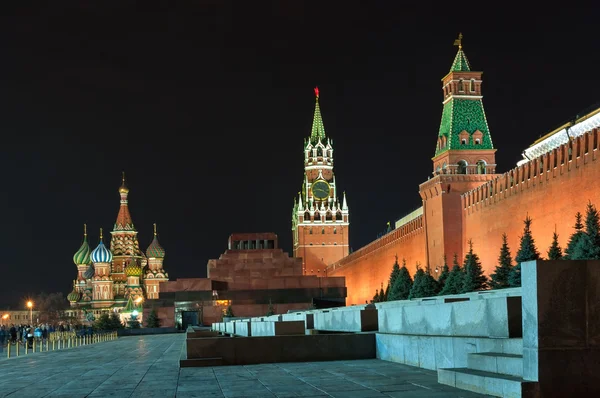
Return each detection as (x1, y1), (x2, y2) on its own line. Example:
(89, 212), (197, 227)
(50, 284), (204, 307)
(438, 367), (531, 398)
(467, 352), (523, 378)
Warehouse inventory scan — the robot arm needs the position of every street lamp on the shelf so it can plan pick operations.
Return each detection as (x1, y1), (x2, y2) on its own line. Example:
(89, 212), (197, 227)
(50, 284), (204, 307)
(1, 314), (8, 325)
(26, 301), (33, 324)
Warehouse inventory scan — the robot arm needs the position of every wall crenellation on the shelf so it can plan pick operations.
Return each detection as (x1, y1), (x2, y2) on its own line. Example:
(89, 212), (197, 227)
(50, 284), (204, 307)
(462, 128), (600, 212)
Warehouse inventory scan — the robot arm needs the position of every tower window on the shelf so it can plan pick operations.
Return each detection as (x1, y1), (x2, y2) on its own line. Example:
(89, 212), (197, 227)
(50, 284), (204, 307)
(457, 160), (468, 175)
(333, 228), (337, 234)
(321, 228), (325, 234)
(470, 79), (475, 92)
(475, 139), (480, 145)
(461, 139), (467, 145)
(458, 79), (464, 92)
(476, 160), (486, 175)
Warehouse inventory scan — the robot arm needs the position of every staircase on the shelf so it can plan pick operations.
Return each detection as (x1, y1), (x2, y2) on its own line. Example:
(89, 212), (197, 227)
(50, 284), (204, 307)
(437, 339), (535, 398)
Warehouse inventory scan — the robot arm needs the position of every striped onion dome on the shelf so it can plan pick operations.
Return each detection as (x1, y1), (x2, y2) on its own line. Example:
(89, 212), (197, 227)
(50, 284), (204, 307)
(146, 235), (165, 259)
(91, 229), (113, 263)
(67, 289), (81, 302)
(124, 258), (142, 277)
(73, 230), (92, 266)
(83, 263), (95, 279)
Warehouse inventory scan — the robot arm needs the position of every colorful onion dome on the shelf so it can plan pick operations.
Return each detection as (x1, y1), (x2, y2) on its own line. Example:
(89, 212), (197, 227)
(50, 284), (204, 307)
(73, 224), (92, 266)
(124, 257), (142, 277)
(146, 223), (165, 258)
(91, 228), (113, 263)
(67, 289), (81, 302)
(83, 263), (95, 279)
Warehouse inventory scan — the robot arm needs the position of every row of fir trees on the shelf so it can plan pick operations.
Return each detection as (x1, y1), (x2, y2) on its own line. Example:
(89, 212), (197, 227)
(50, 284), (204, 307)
(372, 202), (600, 302)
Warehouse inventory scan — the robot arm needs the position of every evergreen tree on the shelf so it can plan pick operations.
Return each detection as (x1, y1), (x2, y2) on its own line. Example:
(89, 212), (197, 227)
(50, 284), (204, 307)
(109, 312), (124, 330)
(571, 202), (600, 260)
(461, 240), (488, 292)
(490, 233), (513, 289)
(409, 263), (439, 299)
(388, 258), (413, 301)
(439, 255), (464, 295)
(387, 256), (401, 300)
(378, 284), (385, 302)
(94, 313), (111, 331)
(564, 212), (584, 259)
(225, 306), (235, 317)
(437, 255), (450, 291)
(372, 290), (380, 303)
(508, 216), (541, 287)
(384, 283), (390, 302)
(266, 299), (275, 316)
(547, 228), (563, 260)
(145, 309), (161, 328)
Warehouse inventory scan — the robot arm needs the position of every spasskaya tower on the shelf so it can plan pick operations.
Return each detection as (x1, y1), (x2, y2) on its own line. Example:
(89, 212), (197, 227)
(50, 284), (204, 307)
(292, 88), (350, 276)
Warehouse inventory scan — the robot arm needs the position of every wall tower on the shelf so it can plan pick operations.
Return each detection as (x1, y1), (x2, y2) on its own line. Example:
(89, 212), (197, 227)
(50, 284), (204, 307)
(419, 34), (498, 270)
(292, 88), (349, 276)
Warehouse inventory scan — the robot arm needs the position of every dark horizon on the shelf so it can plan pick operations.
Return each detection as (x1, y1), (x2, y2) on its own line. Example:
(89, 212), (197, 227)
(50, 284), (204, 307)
(1, 2), (599, 308)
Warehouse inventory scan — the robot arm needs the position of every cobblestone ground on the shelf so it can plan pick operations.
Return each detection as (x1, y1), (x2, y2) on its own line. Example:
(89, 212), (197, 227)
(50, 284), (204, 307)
(0, 334), (489, 397)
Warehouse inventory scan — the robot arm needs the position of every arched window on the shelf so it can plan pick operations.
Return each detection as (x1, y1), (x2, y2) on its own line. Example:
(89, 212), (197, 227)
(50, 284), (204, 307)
(470, 79), (475, 92)
(476, 160), (486, 175)
(457, 160), (468, 174)
(458, 79), (464, 92)
(326, 212), (333, 221)
(304, 211), (310, 220)
(475, 138), (480, 145)
(333, 228), (337, 234)
(461, 138), (467, 145)
(436, 165), (441, 175)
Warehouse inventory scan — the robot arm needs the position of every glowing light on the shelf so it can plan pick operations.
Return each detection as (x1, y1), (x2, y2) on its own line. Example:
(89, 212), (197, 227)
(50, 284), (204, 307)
(2, 314), (8, 320)
(132, 310), (139, 316)
(26, 301), (33, 309)
(135, 297), (143, 304)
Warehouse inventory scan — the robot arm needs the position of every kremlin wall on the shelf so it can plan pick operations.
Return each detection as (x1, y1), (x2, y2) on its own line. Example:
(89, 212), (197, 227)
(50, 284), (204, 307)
(322, 43), (600, 305)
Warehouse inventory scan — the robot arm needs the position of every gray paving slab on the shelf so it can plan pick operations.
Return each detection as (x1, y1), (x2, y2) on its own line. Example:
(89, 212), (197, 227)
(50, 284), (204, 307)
(0, 333), (491, 397)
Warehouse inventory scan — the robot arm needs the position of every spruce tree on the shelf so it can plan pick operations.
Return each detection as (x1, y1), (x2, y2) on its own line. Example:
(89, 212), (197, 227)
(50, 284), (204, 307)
(508, 216), (541, 287)
(389, 258), (413, 300)
(145, 309), (161, 328)
(109, 312), (124, 330)
(387, 256), (401, 299)
(225, 306), (235, 317)
(547, 229), (563, 260)
(266, 299), (275, 316)
(384, 283), (390, 302)
(490, 233), (513, 289)
(439, 254), (463, 295)
(378, 284), (385, 302)
(95, 313), (111, 331)
(437, 255), (450, 291)
(571, 202), (600, 260)
(372, 290), (380, 303)
(564, 212), (584, 259)
(408, 265), (425, 299)
(461, 240), (488, 292)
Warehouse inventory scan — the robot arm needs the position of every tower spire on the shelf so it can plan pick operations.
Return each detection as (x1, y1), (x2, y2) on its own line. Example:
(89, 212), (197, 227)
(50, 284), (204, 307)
(153, 223), (157, 236)
(84, 223), (87, 237)
(310, 87), (326, 143)
(114, 173), (135, 231)
(450, 33), (471, 72)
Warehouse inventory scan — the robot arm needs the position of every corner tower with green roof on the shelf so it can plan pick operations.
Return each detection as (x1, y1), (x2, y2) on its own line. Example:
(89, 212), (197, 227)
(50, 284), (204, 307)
(292, 87), (349, 277)
(432, 33), (496, 176)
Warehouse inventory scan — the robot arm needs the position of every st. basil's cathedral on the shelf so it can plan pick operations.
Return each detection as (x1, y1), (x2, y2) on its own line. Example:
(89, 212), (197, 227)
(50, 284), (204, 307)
(66, 175), (169, 323)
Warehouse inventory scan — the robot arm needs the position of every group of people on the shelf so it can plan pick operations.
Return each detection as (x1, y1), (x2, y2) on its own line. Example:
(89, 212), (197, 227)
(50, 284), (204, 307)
(0, 323), (73, 350)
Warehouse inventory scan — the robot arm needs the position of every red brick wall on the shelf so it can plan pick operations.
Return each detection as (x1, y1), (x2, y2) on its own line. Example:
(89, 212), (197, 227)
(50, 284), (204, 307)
(328, 129), (600, 305)
(463, 130), (600, 275)
(329, 215), (426, 305)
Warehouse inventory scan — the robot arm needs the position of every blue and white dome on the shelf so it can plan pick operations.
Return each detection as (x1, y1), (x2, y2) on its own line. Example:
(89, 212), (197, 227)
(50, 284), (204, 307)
(91, 230), (113, 263)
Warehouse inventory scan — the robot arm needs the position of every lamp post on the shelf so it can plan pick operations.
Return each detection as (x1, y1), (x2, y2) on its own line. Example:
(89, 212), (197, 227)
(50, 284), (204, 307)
(26, 301), (33, 324)
(1, 314), (8, 326)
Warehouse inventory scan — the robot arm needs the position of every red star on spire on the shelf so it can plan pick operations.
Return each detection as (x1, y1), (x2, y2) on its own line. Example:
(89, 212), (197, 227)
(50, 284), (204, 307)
(314, 86), (319, 99)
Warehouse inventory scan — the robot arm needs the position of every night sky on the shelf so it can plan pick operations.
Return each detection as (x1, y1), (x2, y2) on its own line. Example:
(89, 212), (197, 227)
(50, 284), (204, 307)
(1, 3), (599, 308)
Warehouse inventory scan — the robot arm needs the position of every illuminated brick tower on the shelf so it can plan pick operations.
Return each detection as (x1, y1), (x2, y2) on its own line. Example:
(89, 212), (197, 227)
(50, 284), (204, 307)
(420, 33), (498, 269)
(292, 88), (349, 276)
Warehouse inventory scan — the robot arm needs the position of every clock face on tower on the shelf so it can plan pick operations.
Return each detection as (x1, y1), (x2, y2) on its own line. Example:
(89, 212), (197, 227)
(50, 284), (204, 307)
(311, 180), (330, 200)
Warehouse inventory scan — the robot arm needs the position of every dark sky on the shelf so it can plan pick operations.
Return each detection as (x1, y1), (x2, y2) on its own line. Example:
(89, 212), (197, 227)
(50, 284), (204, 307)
(1, 2), (599, 307)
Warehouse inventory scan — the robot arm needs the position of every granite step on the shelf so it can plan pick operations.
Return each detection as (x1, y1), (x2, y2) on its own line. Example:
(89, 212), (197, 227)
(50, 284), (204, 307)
(438, 367), (533, 398)
(467, 352), (523, 377)
(179, 357), (223, 367)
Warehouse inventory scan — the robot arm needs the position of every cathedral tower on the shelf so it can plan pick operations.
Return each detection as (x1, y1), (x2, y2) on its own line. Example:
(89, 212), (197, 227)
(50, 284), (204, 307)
(90, 228), (115, 306)
(419, 34), (498, 270)
(292, 88), (349, 276)
(144, 223), (169, 299)
(109, 173), (146, 299)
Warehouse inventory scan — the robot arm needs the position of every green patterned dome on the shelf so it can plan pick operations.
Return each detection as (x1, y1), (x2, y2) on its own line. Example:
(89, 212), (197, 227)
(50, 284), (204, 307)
(67, 289), (81, 302)
(73, 232), (92, 266)
(146, 235), (165, 259)
(124, 258), (142, 277)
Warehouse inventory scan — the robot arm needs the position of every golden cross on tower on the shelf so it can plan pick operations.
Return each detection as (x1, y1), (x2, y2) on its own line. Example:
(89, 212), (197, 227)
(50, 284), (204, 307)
(454, 32), (463, 50)
(84, 223), (87, 237)
(153, 223), (157, 236)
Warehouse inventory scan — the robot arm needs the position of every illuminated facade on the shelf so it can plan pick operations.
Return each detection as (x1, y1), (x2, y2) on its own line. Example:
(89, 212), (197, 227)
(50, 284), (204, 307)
(67, 176), (169, 323)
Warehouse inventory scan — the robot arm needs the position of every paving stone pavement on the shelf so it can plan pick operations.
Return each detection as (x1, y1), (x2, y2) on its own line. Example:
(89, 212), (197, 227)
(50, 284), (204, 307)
(0, 334), (490, 397)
